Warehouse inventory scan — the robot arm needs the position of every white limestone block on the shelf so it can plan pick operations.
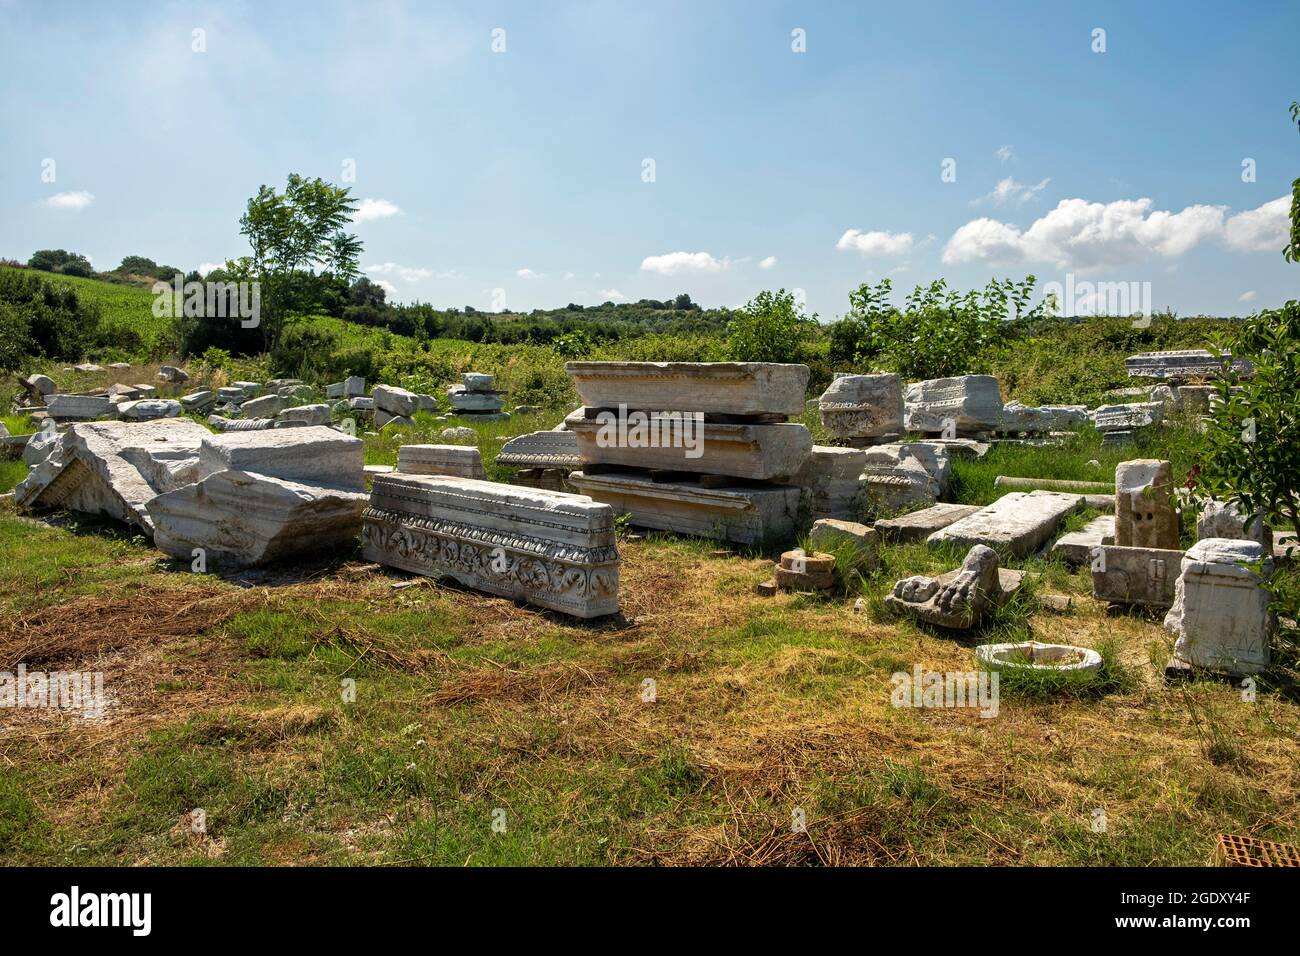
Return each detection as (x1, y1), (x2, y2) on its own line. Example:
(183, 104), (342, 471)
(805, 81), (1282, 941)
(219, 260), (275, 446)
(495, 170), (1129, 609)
(818, 373), (904, 439)
(1165, 538), (1273, 675)
(565, 361), (810, 416)
(198, 426), (364, 492)
(396, 444), (486, 479)
(928, 490), (1084, 557)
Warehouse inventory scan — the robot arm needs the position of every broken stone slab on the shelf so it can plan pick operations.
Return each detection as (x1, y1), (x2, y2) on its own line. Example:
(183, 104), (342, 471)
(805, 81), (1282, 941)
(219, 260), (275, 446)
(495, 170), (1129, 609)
(347, 397), (374, 412)
(997, 401), (1088, 434)
(46, 394), (113, 420)
(149, 470), (368, 569)
(569, 470), (799, 545)
(859, 442), (952, 511)
(198, 426), (364, 492)
(133, 384), (158, 398)
(565, 410), (812, 480)
(74, 363), (104, 374)
(107, 383), (144, 402)
(1126, 349), (1253, 382)
(1174, 384), (1216, 413)
(276, 404), (332, 427)
(396, 444), (486, 479)
(565, 361), (810, 417)
(157, 366), (189, 383)
(1196, 500), (1272, 551)
(373, 385), (419, 418)
(117, 399), (183, 421)
(22, 429), (62, 467)
(904, 375), (1003, 433)
(180, 389), (216, 412)
(994, 475), (1113, 494)
(791, 446), (868, 519)
(1165, 539), (1273, 675)
(1052, 515), (1116, 566)
(817, 373), (904, 439)
(1115, 459), (1179, 549)
(218, 387), (246, 403)
(232, 381), (262, 398)
(1095, 402), (1164, 432)
(239, 394), (290, 419)
(461, 372), (495, 391)
(278, 384), (316, 404)
(208, 415), (275, 432)
(15, 419), (210, 533)
(496, 430), (581, 470)
(808, 518), (880, 569)
(440, 426), (476, 441)
(885, 544), (1021, 629)
(1092, 545), (1184, 608)
(513, 405), (541, 416)
(873, 502), (982, 543)
(362, 474), (620, 619)
(928, 490), (1084, 558)
(24, 374), (57, 397)
(375, 410), (414, 430)
(447, 386), (505, 413)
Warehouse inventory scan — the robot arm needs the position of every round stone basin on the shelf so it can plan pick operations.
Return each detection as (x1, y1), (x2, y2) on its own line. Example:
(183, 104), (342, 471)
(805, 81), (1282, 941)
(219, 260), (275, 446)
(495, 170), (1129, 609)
(977, 641), (1103, 674)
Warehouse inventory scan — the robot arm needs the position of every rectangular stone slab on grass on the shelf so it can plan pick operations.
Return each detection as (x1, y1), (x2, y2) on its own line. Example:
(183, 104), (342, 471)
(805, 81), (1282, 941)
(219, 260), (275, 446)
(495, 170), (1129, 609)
(363, 474), (620, 619)
(396, 444), (486, 479)
(874, 503), (983, 543)
(1052, 515), (1116, 566)
(927, 490), (1084, 557)
(198, 426), (364, 491)
(496, 431), (581, 470)
(564, 361), (810, 417)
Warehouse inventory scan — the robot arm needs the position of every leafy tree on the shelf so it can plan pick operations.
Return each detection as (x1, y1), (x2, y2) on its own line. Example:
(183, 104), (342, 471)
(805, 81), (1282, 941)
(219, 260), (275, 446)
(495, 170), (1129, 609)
(27, 249), (75, 272)
(235, 173), (362, 349)
(0, 268), (101, 370)
(830, 276), (1041, 380)
(116, 255), (159, 275)
(726, 289), (817, 363)
(348, 276), (387, 308)
(57, 255), (94, 277)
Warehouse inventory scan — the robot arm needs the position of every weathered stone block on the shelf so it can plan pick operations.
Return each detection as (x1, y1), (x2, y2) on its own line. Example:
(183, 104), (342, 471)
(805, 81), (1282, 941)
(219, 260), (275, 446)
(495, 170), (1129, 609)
(1196, 500), (1272, 551)
(817, 373), (904, 439)
(396, 444), (486, 479)
(904, 375), (1002, 433)
(808, 518), (879, 568)
(240, 394), (290, 419)
(373, 384), (419, 417)
(928, 490), (1083, 557)
(565, 361), (809, 416)
(997, 401), (1088, 434)
(1095, 402), (1163, 432)
(874, 502), (983, 543)
(1126, 349), (1252, 382)
(276, 404), (331, 427)
(447, 387), (504, 412)
(198, 427), (364, 492)
(362, 474), (619, 618)
(1115, 459), (1179, 549)
(149, 471), (367, 569)
(46, 394), (112, 420)
(117, 399), (183, 421)
(462, 372), (495, 391)
(1052, 515), (1115, 565)
(569, 470), (799, 545)
(1092, 545), (1183, 607)
(496, 430), (580, 470)
(566, 410), (811, 480)
(1165, 539), (1272, 675)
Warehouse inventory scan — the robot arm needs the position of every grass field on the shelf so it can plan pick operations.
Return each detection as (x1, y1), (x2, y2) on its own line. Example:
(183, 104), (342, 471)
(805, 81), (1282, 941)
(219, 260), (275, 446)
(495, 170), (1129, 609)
(2, 408), (1297, 866)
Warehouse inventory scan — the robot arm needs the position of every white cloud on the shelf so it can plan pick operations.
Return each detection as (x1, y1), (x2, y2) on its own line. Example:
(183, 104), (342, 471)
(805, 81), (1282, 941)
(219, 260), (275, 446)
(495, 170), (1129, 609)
(43, 190), (94, 210)
(640, 251), (726, 275)
(365, 262), (432, 282)
(599, 288), (627, 301)
(996, 145), (1015, 163)
(516, 267), (543, 279)
(1238, 290), (1257, 302)
(374, 278), (399, 298)
(197, 262), (225, 276)
(759, 255), (777, 270)
(353, 198), (402, 222)
(836, 229), (913, 257)
(974, 176), (1051, 206)
(563, 271), (576, 280)
(1223, 196), (1290, 252)
(943, 197), (1228, 269)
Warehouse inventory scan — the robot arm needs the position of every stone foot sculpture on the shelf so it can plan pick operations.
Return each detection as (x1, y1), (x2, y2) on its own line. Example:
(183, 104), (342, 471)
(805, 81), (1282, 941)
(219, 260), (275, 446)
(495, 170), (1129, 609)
(885, 544), (1004, 629)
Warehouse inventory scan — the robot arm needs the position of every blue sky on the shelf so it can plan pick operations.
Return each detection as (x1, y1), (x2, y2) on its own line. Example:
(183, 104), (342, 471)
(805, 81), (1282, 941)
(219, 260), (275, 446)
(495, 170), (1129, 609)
(2, 0), (1297, 319)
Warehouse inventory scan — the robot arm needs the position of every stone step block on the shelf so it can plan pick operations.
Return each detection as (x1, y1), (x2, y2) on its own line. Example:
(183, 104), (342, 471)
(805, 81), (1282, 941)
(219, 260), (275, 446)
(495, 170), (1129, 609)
(928, 490), (1084, 557)
(565, 361), (810, 417)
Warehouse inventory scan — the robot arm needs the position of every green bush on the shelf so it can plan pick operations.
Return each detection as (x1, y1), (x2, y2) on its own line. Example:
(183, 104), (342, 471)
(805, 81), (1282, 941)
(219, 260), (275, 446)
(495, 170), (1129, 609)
(0, 268), (101, 370)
